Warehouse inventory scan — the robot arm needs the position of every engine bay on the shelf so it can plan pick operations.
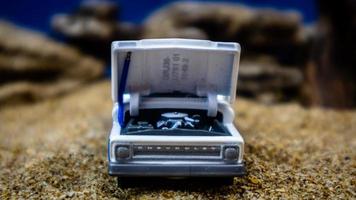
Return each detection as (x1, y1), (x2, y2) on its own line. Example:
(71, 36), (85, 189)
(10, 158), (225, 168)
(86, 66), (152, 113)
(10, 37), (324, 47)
(121, 109), (231, 136)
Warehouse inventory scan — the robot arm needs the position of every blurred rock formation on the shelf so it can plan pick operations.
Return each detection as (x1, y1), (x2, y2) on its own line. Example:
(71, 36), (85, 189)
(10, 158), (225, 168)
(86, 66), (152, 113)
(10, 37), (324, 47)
(144, 2), (306, 103)
(144, 2), (305, 63)
(0, 21), (104, 107)
(51, 0), (141, 61)
(239, 57), (303, 103)
(302, 0), (356, 108)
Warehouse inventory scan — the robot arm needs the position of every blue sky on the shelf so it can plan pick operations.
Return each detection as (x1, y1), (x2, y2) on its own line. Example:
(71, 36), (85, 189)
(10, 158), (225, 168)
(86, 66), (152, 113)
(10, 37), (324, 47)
(0, 0), (317, 34)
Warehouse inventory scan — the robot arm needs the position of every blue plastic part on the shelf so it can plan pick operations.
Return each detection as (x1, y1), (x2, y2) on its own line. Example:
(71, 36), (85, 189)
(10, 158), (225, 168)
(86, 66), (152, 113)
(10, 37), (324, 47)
(118, 52), (132, 126)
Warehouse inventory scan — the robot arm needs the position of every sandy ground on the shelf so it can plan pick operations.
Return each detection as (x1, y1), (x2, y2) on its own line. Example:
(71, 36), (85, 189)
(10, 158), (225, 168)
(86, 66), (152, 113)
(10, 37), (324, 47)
(0, 81), (355, 199)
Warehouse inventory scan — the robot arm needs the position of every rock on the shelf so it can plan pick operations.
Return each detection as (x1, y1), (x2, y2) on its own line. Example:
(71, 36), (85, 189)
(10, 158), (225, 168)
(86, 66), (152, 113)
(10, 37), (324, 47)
(0, 20), (104, 107)
(143, 2), (305, 65)
(79, 0), (119, 19)
(143, 2), (307, 104)
(51, 0), (141, 61)
(302, 0), (356, 108)
(238, 56), (303, 103)
(52, 13), (118, 40)
(52, 0), (120, 41)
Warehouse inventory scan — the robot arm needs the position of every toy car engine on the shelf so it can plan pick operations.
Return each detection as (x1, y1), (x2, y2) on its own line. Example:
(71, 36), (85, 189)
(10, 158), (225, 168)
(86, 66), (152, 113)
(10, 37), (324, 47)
(126, 112), (198, 130)
(122, 110), (228, 135)
(157, 112), (200, 129)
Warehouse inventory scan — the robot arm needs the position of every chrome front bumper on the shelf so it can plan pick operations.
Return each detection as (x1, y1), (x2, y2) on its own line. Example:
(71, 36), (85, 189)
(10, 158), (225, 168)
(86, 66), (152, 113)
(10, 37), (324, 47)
(109, 162), (245, 177)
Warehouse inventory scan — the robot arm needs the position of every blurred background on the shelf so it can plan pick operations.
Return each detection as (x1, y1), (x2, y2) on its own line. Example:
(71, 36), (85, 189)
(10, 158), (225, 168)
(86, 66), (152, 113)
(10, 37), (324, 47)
(0, 0), (355, 109)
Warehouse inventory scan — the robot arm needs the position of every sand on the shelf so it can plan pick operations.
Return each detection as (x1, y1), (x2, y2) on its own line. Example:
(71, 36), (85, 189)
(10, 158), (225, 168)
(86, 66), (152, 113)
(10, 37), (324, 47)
(1, 81), (355, 199)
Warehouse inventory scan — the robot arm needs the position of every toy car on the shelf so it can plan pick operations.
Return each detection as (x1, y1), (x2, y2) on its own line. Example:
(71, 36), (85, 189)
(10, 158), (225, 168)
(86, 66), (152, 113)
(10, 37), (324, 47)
(108, 38), (245, 186)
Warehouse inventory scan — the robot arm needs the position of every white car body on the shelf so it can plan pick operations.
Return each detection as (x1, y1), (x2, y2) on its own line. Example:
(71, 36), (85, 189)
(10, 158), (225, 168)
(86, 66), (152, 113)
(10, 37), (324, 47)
(108, 38), (245, 177)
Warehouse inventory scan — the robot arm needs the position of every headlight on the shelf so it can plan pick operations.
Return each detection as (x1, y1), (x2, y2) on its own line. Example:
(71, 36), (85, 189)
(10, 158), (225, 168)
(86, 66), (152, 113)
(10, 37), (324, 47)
(116, 146), (130, 159)
(224, 146), (238, 161)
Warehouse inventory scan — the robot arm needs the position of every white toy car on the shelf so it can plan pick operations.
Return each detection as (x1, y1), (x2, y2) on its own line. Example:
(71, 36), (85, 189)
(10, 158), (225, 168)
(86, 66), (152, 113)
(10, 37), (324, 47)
(108, 38), (245, 186)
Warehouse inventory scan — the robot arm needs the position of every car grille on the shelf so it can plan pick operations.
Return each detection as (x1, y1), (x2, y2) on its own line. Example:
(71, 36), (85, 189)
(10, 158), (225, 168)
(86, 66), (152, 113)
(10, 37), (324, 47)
(132, 145), (221, 158)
